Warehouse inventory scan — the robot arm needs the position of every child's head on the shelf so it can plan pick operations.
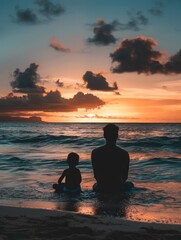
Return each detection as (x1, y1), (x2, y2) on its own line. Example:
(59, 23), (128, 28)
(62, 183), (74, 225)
(67, 152), (79, 167)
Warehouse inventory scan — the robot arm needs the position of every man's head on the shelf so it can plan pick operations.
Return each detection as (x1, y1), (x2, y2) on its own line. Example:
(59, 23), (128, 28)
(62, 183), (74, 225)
(103, 123), (119, 145)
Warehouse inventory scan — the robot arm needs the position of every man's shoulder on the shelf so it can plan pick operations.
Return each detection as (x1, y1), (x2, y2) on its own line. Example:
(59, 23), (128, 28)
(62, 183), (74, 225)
(116, 147), (130, 162)
(116, 146), (129, 154)
(75, 167), (81, 173)
(92, 145), (106, 154)
(92, 145), (129, 155)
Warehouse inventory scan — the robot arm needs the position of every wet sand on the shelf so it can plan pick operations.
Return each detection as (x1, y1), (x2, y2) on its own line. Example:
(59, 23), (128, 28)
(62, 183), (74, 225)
(0, 205), (180, 240)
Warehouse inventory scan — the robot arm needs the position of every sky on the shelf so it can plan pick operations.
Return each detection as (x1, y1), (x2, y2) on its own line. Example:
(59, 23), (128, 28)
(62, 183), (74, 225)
(0, 0), (181, 122)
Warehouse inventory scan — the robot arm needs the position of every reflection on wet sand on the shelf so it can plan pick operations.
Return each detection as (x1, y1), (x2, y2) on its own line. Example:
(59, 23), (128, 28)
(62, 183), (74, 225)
(92, 192), (131, 217)
(53, 190), (132, 218)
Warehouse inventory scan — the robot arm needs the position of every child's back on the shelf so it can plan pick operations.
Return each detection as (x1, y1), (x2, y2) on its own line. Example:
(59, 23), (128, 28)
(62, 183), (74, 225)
(62, 167), (81, 190)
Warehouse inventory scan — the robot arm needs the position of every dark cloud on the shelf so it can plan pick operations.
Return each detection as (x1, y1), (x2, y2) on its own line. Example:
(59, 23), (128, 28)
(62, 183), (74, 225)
(136, 11), (149, 25)
(165, 50), (181, 74)
(50, 37), (71, 52)
(13, 7), (39, 24)
(44, 90), (62, 103)
(2, 63), (104, 114)
(10, 63), (45, 93)
(110, 36), (181, 74)
(55, 79), (64, 88)
(87, 19), (118, 45)
(35, 0), (65, 19)
(71, 91), (104, 109)
(83, 71), (118, 91)
(148, 1), (163, 16)
(119, 11), (149, 31)
(87, 13), (149, 46)
(12, 0), (65, 25)
(110, 36), (162, 74)
(110, 37), (181, 74)
(0, 90), (104, 113)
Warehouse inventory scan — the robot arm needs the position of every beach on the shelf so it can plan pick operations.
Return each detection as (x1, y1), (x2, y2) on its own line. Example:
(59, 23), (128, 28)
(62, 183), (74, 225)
(0, 205), (181, 240)
(1, 0), (181, 237)
(0, 122), (181, 226)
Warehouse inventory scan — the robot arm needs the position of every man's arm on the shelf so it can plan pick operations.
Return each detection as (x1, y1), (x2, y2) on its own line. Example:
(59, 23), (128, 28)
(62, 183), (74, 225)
(122, 151), (130, 182)
(91, 150), (98, 181)
(78, 170), (82, 183)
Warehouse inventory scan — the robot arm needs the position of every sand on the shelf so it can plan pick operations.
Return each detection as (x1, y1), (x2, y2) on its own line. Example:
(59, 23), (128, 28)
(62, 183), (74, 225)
(0, 205), (180, 240)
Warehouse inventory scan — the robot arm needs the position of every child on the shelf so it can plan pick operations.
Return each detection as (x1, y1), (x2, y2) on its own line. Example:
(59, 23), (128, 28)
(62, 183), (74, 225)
(53, 152), (82, 193)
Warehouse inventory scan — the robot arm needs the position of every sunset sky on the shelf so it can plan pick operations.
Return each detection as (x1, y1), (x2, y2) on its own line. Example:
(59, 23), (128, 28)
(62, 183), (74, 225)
(1, 0), (181, 122)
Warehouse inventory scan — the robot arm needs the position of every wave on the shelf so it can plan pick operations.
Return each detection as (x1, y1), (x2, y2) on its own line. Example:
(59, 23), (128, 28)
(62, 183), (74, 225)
(131, 157), (181, 182)
(6, 134), (103, 146)
(2, 134), (181, 150)
(121, 136), (181, 149)
(0, 156), (60, 171)
(10, 135), (79, 144)
(135, 157), (181, 167)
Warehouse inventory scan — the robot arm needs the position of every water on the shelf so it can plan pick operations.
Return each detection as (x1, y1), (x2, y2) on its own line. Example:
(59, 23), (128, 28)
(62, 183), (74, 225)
(0, 122), (181, 224)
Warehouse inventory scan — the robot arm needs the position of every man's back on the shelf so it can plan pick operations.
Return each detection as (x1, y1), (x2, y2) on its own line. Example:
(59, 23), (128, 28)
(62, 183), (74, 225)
(91, 144), (130, 193)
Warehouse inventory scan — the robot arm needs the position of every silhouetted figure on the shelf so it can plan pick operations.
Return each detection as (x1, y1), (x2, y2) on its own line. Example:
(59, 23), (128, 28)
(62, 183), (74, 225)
(92, 124), (132, 194)
(53, 152), (82, 193)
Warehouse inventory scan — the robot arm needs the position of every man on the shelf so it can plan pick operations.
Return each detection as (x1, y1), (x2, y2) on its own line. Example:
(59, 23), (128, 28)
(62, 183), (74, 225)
(91, 123), (130, 194)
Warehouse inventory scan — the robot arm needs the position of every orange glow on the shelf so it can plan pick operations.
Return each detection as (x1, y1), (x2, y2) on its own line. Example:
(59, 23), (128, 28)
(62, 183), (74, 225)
(126, 204), (181, 224)
(18, 92), (181, 123)
(77, 205), (95, 215)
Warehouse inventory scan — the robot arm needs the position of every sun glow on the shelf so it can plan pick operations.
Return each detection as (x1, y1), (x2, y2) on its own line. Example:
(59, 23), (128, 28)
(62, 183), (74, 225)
(86, 113), (95, 118)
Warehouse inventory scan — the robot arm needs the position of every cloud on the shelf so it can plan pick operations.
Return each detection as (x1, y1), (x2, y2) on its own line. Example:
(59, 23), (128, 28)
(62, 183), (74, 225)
(136, 11), (149, 25)
(110, 36), (162, 74)
(94, 114), (139, 120)
(148, 1), (163, 16)
(44, 90), (62, 103)
(13, 7), (39, 24)
(55, 79), (64, 87)
(10, 63), (45, 93)
(119, 11), (149, 31)
(77, 114), (139, 120)
(87, 19), (118, 45)
(50, 37), (71, 52)
(83, 71), (118, 91)
(87, 13), (149, 46)
(110, 36), (181, 74)
(2, 63), (104, 115)
(0, 91), (105, 114)
(71, 92), (105, 109)
(12, 0), (65, 25)
(35, 0), (65, 19)
(165, 50), (181, 73)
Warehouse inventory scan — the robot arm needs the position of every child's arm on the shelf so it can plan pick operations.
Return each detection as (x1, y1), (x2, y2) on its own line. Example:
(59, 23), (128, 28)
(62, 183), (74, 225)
(58, 170), (66, 184)
(78, 170), (82, 183)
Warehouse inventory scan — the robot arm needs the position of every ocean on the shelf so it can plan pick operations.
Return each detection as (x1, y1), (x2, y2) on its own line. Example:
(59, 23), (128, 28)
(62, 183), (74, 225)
(0, 122), (180, 224)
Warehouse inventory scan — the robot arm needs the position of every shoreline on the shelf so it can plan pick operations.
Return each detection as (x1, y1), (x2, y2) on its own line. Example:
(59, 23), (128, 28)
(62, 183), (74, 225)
(0, 198), (180, 225)
(0, 205), (181, 240)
